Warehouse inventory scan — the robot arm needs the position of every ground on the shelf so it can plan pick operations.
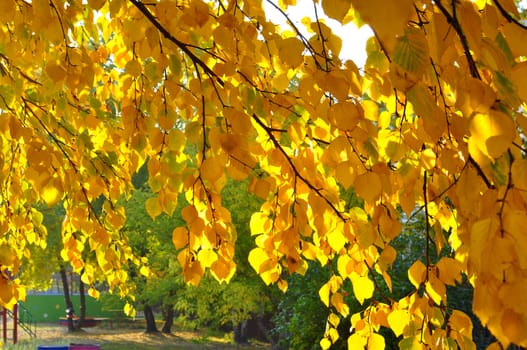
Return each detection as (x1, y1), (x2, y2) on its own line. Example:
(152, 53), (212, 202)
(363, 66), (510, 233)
(4, 323), (271, 349)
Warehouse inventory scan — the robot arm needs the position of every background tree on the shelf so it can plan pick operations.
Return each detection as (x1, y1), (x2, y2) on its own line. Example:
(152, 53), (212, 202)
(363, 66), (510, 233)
(2, 0), (527, 348)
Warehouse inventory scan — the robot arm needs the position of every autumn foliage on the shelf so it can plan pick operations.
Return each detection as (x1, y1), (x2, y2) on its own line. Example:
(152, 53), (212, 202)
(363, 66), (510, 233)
(1, 0), (527, 347)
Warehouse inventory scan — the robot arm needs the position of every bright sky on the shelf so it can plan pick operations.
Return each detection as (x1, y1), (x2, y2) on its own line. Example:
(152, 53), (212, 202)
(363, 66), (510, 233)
(263, 0), (373, 67)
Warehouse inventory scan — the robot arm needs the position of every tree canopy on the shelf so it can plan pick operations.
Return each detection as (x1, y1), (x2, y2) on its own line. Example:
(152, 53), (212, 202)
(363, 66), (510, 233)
(1, 0), (527, 348)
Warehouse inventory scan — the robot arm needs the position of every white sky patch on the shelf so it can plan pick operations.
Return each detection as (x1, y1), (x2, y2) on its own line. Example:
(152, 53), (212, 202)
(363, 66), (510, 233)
(263, 0), (373, 67)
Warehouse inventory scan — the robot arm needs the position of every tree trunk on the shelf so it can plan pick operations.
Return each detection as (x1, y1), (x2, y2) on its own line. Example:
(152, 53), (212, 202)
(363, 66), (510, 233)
(233, 320), (248, 344)
(161, 305), (174, 334)
(60, 266), (75, 332)
(75, 279), (86, 330)
(144, 304), (158, 333)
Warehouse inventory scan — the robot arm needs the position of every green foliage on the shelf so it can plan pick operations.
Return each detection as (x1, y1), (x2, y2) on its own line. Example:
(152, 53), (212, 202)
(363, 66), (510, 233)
(271, 263), (331, 350)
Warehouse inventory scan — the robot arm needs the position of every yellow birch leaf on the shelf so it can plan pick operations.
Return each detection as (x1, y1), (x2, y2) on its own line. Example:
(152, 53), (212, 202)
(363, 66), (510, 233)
(328, 313), (340, 328)
(41, 182), (62, 206)
(145, 197), (162, 220)
(436, 257), (462, 286)
(408, 260), (426, 288)
(354, 172), (382, 204)
(139, 265), (151, 277)
(182, 205), (199, 224)
(253, 178), (271, 199)
(321, 0), (352, 23)
(46, 62), (67, 82)
(327, 228), (347, 253)
(335, 161), (355, 189)
(338, 254), (353, 279)
(368, 333), (385, 350)
(501, 309), (526, 345)
(88, 0), (106, 10)
(124, 302), (136, 317)
(320, 337), (332, 350)
(172, 227), (189, 250)
(125, 59), (142, 77)
(470, 218), (496, 272)
(426, 273), (446, 305)
(348, 333), (367, 348)
(248, 247), (270, 274)
(197, 249), (218, 268)
(201, 157), (224, 185)
(331, 292), (350, 317)
(387, 309), (410, 337)
(278, 37), (305, 68)
(250, 212), (272, 235)
(502, 22), (527, 58)
(351, 0), (413, 52)
(352, 275), (374, 304)
(319, 281), (331, 307)
(328, 101), (361, 131)
(211, 256), (236, 283)
(449, 310), (473, 336)
(469, 111), (515, 162)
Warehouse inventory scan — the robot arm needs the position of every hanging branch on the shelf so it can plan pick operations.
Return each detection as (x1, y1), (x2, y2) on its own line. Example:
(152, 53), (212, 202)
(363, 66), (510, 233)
(493, 0), (527, 30)
(129, 0), (225, 87)
(423, 170), (431, 278)
(434, 0), (481, 79)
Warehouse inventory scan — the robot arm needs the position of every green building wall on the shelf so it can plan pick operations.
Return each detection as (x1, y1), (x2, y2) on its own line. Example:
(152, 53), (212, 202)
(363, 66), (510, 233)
(20, 295), (118, 323)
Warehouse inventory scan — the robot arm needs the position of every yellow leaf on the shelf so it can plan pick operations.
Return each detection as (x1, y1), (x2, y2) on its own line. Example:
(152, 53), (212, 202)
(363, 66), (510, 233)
(331, 292), (350, 317)
(408, 260), (426, 289)
(425, 272), (446, 305)
(348, 333), (367, 348)
(328, 313), (340, 328)
(88, 287), (100, 299)
(335, 161), (355, 189)
(321, 0), (352, 23)
(211, 256), (236, 283)
(436, 257), (462, 286)
(201, 157), (225, 185)
(327, 228), (347, 252)
(351, 0), (414, 52)
(88, 0), (106, 10)
(248, 247), (270, 274)
(501, 309), (526, 345)
(393, 28), (429, 78)
(46, 61), (67, 82)
(123, 302), (136, 317)
(351, 275), (374, 304)
(354, 172), (382, 204)
(470, 218), (496, 272)
(320, 337), (332, 350)
(449, 310), (473, 336)
(468, 111), (515, 163)
(368, 333), (385, 350)
(328, 101), (361, 131)
(387, 309), (410, 337)
(319, 281), (331, 307)
(278, 37), (305, 68)
(502, 23), (527, 57)
(41, 182), (62, 206)
(172, 227), (189, 250)
(125, 59), (142, 77)
(337, 254), (353, 279)
(145, 197), (162, 220)
(182, 205), (199, 224)
(250, 212), (272, 235)
(197, 249), (218, 268)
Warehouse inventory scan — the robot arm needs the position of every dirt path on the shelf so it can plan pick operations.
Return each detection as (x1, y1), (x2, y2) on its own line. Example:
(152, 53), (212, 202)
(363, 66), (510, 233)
(12, 323), (270, 349)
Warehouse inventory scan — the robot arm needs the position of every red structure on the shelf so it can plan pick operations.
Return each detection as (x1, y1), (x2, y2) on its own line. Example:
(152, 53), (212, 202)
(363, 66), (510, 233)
(1, 304), (18, 344)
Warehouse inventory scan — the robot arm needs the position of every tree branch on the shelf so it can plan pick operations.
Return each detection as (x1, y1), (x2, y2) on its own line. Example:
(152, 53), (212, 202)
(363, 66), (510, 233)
(129, 0), (224, 87)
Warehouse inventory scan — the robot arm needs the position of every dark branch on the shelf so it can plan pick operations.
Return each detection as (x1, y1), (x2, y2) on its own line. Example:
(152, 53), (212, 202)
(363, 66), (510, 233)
(129, 0), (225, 87)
